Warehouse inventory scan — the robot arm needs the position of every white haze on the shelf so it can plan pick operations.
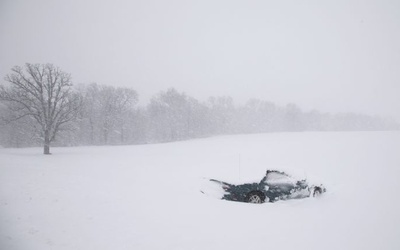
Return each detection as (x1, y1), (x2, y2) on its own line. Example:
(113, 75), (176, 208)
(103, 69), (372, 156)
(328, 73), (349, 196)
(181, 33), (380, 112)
(0, 0), (399, 120)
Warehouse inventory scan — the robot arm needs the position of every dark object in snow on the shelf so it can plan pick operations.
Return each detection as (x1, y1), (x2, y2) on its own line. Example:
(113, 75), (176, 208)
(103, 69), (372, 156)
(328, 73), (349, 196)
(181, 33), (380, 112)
(210, 170), (326, 204)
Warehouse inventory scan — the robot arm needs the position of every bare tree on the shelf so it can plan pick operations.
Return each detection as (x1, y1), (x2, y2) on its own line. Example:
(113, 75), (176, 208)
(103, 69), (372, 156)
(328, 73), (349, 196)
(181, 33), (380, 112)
(0, 63), (81, 154)
(78, 83), (138, 145)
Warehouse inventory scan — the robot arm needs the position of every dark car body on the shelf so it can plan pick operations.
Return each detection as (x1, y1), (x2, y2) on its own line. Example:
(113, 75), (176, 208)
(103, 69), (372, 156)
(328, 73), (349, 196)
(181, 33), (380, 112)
(210, 170), (325, 203)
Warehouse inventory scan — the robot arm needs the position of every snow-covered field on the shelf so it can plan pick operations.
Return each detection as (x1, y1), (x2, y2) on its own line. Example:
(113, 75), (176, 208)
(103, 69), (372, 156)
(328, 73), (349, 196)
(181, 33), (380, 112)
(1, 131), (400, 250)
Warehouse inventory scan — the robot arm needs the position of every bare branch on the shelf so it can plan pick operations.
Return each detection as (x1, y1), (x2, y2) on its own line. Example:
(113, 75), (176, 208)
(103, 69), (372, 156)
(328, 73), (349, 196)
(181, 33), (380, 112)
(0, 63), (81, 154)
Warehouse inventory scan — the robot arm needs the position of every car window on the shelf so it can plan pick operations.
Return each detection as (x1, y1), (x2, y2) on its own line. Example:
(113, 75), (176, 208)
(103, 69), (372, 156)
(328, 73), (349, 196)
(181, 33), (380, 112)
(265, 172), (295, 186)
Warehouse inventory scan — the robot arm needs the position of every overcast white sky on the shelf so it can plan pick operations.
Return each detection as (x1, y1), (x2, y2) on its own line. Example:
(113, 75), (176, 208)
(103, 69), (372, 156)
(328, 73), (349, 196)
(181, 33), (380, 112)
(1, 0), (399, 120)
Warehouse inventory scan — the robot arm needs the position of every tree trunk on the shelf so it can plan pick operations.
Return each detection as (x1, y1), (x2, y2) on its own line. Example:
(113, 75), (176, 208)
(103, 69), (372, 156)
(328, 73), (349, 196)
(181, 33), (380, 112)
(120, 125), (124, 143)
(103, 128), (108, 144)
(43, 130), (51, 155)
(89, 118), (94, 145)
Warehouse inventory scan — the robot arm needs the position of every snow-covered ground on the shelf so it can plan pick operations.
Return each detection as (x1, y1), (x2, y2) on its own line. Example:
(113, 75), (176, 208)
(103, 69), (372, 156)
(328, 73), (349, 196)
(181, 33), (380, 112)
(1, 131), (400, 250)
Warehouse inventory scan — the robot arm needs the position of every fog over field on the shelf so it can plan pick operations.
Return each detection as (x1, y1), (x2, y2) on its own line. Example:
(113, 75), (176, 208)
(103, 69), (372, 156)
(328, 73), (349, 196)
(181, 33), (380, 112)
(1, 1), (400, 250)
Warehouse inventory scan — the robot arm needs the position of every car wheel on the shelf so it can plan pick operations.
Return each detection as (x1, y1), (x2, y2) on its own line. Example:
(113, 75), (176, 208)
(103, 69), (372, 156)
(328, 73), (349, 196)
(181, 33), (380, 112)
(313, 187), (322, 197)
(246, 192), (264, 204)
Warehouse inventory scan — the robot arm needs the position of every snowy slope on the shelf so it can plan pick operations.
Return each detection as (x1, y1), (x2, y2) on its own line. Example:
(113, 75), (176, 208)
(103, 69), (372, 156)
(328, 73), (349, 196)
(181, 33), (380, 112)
(1, 131), (400, 250)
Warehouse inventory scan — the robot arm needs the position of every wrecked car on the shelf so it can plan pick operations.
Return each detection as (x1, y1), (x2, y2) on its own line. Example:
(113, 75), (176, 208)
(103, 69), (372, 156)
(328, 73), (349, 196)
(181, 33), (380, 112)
(210, 170), (326, 203)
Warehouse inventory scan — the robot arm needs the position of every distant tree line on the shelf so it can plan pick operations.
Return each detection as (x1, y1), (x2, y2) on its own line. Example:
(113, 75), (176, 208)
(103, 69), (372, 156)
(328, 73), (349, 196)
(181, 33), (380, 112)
(0, 63), (399, 152)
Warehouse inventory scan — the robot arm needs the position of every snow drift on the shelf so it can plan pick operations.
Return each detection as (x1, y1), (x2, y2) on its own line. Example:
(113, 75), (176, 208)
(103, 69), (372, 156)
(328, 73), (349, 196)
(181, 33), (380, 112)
(1, 131), (400, 250)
